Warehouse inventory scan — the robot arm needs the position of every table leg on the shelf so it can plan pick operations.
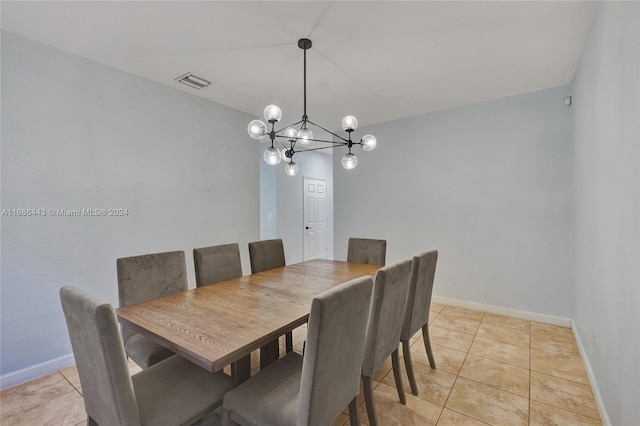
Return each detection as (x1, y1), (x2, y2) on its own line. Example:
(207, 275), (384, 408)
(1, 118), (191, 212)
(259, 339), (280, 369)
(231, 354), (251, 386)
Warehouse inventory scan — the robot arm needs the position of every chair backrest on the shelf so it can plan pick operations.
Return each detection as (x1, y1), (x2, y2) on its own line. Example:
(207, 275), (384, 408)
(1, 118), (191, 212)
(361, 259), (412, 376)
(117, 251), (187, 341)
(402, 250), (438, 340)
(248, 239), (285, 273)
(347, 238), (387, 266)
(60, 286), (141, 426)
(193, 243), (242, 287)
(298, 276), (374, 426)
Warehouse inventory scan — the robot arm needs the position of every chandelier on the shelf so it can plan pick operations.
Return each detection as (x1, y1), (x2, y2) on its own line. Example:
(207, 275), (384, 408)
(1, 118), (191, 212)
(247, 38), (377, 176)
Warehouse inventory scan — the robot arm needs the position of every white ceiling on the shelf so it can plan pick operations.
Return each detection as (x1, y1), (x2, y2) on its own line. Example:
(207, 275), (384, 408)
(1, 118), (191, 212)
(1, 1), (596, 132)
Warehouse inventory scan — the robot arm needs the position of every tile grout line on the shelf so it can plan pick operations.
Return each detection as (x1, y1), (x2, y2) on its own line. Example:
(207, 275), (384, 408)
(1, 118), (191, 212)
(0, 383), (79, 425)
(445, 310), (536, 425)
(58, 371), (83, 396)
(527, 371), (602, 421)
(437, 310), (485, 425)
(429, 306), (451, 425)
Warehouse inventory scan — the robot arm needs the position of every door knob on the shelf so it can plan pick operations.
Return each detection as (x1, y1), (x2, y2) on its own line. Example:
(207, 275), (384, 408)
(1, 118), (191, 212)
(306, 226), (310, 230)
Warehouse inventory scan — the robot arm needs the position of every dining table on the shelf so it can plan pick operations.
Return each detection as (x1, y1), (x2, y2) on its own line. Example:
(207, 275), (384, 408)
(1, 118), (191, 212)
(116, 258), (380, 385)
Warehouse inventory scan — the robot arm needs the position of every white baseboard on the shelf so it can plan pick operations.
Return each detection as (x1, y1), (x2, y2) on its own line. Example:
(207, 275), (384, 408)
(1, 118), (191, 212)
(571, 320), (612, 426)
(0, 353), (75, 391)
(431, 295), (572, 326)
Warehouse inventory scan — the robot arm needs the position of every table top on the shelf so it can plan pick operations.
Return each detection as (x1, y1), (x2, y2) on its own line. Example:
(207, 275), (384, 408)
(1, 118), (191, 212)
(116, 259), (380, 373)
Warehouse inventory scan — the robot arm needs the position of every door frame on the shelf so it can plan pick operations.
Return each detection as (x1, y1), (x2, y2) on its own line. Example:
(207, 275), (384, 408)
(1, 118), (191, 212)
(303, 175), (328, 261)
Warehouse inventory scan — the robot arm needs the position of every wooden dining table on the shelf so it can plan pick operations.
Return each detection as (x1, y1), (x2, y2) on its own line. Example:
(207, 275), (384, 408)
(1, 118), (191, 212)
(116, 259), (380, 384)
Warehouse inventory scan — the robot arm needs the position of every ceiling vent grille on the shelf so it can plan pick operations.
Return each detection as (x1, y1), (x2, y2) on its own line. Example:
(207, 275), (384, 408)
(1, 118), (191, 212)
(175, 72), (211, 90)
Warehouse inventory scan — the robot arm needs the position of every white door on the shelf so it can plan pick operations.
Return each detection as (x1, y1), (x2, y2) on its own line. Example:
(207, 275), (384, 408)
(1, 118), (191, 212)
(303, 177), (327, 261)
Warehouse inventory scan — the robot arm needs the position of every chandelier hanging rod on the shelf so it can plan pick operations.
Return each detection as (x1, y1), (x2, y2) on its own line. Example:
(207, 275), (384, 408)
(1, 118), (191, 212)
(301, 38), (310, 120)
(247, 38), (378, 176)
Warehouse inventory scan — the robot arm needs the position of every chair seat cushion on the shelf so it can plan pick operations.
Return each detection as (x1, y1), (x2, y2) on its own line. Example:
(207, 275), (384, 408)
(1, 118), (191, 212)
(132, 355), (233, 426)
(223, 352), (303, 426)
(125, 333), (174, 369)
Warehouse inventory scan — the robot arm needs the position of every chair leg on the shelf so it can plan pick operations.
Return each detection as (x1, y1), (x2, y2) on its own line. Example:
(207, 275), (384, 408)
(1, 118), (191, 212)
(348, 396), (360, 426)
(222, 408), (230, 426)
(422, 324), (436, 369)
(402, 339), (419, 396)
(363, 375), (378, 426)
(391, 349), (406, 405)
(286, 331), (293, 353)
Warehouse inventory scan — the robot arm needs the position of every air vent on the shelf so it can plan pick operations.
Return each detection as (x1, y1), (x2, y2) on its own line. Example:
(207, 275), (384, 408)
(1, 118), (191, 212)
(175, 72), (211, 90)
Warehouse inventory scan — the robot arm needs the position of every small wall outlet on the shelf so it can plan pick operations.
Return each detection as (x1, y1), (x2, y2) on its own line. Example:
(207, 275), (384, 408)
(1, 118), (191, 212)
(595, 328), (600, 349)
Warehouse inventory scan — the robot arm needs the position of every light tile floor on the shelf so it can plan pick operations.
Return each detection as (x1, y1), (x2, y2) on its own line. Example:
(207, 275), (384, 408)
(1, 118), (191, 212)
(0, 304), (602, 425)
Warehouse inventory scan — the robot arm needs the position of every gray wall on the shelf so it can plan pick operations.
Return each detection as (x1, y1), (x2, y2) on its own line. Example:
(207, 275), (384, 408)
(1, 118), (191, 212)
(259, 140), (278, 240)
(258, 131), (334, 264)
(276, 149), (334, 264)
(0, 31), (260, 379)
(571, 2), (640, 424)
(334, 86), (574, 317)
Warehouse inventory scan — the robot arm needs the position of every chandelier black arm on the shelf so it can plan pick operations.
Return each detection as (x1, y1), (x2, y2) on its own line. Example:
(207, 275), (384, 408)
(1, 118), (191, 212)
(274, 136), (346, 146)
(305, 119), (350, 143)
(273, 138), (289, 151)
(273, 119), (305, 136)
(292, 145), (347, 153)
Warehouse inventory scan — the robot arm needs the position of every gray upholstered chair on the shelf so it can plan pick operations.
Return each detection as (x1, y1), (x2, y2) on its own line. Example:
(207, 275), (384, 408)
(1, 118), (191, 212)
(361, 259), (413, 426)
(248, 238), (285, 274)
(194, 243), (243, 287)
(248, 238), (293, 355)
(60, 286), (233, 426)
(117, 251), (188, 368)
(347, 238), (387, 266)
(401, 250), (438, 396)
(221, 276), (374, 426)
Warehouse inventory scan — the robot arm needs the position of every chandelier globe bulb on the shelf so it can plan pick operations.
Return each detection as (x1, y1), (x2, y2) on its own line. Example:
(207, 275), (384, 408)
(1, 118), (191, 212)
(341, 115), (358, 132)
(284, 128), (298, 141)
(285, 161), (299, 176)
(248, 120), (267, 140)
(263, 146), (282, 165)
(361, 134), (377, 151)
(341, 153), (358, 170)
(263, 105), (282, 123)
(297, 128), (313, 145)
(281, 148), (293, 161)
